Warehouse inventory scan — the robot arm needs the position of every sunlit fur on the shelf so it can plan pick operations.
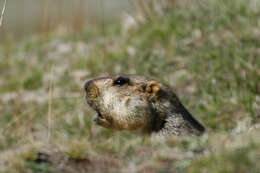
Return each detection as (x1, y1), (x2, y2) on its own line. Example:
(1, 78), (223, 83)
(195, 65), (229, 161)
(85, 75), (205, 136)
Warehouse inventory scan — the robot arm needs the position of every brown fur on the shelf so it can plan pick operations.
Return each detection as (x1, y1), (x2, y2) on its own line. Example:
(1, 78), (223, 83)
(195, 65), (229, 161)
(84, 75), (205, 137)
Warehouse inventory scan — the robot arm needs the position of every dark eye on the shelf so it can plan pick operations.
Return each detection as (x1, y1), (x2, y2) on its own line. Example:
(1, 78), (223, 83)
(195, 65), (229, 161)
(113, 76), (129, 86)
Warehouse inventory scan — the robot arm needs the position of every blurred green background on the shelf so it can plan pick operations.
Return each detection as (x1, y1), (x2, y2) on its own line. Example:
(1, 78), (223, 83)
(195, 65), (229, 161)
(0, 0), (260, 172)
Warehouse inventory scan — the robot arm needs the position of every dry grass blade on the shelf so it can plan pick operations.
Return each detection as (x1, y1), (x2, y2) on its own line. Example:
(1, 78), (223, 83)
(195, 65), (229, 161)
(0, 0), (7, 28)
(47, 66), (54, 142)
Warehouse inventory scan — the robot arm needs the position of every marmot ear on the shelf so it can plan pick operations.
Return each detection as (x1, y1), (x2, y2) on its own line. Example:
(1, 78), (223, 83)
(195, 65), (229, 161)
(146, 81), (161, 97)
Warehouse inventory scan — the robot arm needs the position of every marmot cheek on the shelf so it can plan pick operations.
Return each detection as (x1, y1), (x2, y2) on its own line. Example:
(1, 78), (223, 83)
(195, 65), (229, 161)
(124, 97), (131, 107)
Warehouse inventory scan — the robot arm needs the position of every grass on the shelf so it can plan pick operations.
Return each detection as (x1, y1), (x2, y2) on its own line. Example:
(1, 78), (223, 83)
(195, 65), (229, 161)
(0, 0), (260, 172)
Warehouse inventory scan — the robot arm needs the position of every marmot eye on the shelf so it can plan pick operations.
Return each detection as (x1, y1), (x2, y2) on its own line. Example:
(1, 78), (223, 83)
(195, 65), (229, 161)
(113, 76), (129, 86)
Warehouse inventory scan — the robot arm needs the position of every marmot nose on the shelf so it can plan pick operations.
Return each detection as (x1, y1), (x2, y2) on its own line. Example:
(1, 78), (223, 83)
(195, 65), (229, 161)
(84, 80), (94, 92)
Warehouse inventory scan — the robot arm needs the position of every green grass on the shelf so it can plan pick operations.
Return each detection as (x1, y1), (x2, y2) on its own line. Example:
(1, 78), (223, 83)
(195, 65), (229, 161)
(0, 0), (260, 172)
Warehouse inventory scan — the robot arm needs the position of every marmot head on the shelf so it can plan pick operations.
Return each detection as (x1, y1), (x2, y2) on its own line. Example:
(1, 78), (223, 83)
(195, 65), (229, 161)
(84, 75), (205, 136)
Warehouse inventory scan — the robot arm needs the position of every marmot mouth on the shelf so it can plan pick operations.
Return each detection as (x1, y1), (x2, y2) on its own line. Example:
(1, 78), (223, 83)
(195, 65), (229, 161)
(93, 112), (102, 120)
(93, 112), (112, 129)
(93, 112), (106, 123)
(85, 97), (106, 124)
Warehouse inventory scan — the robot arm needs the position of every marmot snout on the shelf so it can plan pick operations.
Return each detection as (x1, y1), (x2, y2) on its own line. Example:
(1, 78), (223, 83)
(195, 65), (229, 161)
(84, 75), (205, 136)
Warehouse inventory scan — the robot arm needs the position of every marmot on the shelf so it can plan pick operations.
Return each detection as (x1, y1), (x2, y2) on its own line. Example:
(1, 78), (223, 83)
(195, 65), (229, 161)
(84, 75), (205, 136)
